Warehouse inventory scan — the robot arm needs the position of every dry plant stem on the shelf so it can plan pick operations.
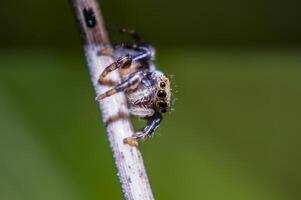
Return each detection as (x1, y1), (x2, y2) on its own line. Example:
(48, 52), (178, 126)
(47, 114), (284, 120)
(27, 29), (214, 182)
(71, 0), (155, 200)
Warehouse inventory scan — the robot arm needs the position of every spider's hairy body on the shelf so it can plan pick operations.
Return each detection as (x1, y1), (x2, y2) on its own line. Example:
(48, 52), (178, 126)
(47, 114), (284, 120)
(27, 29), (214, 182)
(97, 28), (172, 146)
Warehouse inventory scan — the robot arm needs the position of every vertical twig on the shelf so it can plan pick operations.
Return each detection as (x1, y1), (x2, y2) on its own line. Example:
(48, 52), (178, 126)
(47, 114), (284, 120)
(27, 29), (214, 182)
(71, 0), (155, 200)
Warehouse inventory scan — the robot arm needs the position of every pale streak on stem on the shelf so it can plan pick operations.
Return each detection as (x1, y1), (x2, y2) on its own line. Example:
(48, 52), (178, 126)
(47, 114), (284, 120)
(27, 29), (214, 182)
(71, 0), (155, 200)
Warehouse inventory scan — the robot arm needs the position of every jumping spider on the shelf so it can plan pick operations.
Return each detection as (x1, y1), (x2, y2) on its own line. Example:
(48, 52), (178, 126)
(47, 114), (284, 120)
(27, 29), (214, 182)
(97, 28), (172, 147)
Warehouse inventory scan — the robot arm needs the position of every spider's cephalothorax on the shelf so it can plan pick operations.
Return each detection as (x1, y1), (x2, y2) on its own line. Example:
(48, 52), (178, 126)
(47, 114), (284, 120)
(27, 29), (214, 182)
(97, 28), (172, 147)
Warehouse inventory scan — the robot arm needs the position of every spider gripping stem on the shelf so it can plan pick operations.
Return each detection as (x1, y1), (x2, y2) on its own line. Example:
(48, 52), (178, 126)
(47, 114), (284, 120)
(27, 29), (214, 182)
(97, 68), (161, 147)
(97, 39), (159, 147)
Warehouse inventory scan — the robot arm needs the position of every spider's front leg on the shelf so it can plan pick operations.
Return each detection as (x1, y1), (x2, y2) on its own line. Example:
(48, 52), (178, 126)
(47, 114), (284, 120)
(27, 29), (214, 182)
(97, 71), (145, 100)
(124, 112), (162, 147)
(98, 54), (132, 86)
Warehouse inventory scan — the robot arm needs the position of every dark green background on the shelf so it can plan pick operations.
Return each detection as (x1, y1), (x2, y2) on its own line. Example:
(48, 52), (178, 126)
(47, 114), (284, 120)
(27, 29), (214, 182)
(1, 0), (301, 200)
(1, 0), (301, 47)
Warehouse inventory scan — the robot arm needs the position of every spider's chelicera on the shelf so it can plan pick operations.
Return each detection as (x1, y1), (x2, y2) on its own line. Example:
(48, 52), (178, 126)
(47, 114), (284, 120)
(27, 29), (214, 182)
(97, 28), (172, 147)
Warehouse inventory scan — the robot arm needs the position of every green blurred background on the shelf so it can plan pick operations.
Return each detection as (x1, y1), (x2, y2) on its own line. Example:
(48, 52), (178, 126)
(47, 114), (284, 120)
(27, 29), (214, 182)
(1, 0), (301, 200)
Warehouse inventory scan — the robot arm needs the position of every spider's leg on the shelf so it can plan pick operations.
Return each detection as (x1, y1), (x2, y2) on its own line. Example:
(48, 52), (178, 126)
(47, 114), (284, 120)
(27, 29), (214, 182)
(118, 45), (154, 79)
(98, 54), (132, 86)
(131, 45), (154, 62)
(119, 28), (144, 44)
(124, 112), (162, 147)
(97, 71), (145, 100)
(114, 42), (154, 60)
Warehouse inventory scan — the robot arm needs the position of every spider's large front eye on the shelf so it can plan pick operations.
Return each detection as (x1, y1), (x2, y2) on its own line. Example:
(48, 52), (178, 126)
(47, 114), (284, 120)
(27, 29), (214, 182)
(160, 82), (166, 88)
(157, 90), (166, 98)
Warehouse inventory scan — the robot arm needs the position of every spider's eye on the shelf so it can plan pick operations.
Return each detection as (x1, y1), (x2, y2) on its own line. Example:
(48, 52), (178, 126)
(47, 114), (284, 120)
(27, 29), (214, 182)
(157, 90), (166, 98)
(158, 101), (167, 109)
(160, 82), (166, 88)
